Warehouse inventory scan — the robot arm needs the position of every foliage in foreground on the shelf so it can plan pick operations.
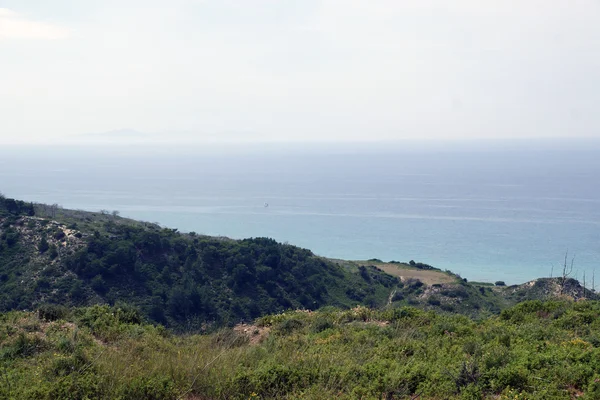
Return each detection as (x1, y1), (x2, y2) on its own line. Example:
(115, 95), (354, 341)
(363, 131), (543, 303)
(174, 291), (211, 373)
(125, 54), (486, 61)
(3, 300), (600, 399)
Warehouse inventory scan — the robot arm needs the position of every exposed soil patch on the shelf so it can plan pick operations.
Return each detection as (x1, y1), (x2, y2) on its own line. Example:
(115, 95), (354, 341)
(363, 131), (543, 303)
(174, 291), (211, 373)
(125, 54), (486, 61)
(233, 323), (270, 345)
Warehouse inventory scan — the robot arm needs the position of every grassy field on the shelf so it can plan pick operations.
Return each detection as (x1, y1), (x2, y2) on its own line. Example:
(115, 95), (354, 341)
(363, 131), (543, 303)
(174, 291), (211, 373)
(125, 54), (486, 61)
(350, 260), (458, 286)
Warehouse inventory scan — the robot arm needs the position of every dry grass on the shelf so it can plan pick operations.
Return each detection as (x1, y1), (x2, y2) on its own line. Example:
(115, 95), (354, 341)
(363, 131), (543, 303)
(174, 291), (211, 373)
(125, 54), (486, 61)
(359, 262), (457, 286)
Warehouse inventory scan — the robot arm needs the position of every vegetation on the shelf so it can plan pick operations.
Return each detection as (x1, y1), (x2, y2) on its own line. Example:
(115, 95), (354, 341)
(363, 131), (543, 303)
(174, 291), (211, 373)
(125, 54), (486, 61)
(3, 300), (600, 399)
(0, 196), (399, 330)
(3, 195), (600, 398)
(2, 195), (596, 330)
(0, 194), (35, 217)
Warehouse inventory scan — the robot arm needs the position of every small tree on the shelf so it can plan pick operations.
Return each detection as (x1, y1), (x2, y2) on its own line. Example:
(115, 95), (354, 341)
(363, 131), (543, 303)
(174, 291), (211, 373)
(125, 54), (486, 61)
(49, 203), (59, 218)
(39, 237), (49, 253)
(495, 281), (506, 287)
(48, 245), (59, 260)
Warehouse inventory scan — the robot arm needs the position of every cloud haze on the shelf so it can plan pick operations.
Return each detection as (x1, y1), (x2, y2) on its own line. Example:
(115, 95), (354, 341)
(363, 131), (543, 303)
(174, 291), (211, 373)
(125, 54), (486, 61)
(0, 0), (599, 144)
(0, 8), (69, 40)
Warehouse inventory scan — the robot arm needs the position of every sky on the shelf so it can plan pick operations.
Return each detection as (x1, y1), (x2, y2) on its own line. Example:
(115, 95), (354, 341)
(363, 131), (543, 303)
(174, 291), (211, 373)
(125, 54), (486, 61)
(1, 0), (599, 145)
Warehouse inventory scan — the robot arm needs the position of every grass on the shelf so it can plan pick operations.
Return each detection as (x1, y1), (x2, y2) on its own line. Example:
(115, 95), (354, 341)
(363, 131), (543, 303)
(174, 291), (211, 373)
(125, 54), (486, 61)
(350, 260), (458, 286)
(3, 301), (600, 399)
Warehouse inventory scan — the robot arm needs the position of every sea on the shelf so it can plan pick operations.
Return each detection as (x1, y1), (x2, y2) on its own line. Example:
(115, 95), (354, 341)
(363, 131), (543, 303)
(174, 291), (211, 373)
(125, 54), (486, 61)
(1, 139), (599, 285)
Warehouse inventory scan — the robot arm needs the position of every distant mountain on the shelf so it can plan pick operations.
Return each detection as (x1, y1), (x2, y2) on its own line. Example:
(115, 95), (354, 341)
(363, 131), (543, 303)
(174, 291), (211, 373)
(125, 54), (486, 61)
(80, 128), (150, 139)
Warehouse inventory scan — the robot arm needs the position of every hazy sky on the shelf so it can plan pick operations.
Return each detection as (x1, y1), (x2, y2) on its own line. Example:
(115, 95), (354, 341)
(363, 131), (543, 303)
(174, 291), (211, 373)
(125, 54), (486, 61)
(1, 0), (599, 144)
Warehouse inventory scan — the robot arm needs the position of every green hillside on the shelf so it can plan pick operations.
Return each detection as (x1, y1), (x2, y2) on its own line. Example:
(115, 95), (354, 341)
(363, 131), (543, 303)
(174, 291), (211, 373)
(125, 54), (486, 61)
(1, 195), (595, 331)
(2, 195), (600, 399)
(0, 196), (398, 330)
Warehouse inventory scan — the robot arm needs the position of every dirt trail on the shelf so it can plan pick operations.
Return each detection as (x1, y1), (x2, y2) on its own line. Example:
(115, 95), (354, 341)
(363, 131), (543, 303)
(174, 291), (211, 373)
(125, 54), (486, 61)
(387, 289), (397, 306)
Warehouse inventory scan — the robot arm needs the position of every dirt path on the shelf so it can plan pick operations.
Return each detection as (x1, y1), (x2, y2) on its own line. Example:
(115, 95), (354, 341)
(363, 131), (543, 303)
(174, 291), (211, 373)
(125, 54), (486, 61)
(387, 288), (397, 306)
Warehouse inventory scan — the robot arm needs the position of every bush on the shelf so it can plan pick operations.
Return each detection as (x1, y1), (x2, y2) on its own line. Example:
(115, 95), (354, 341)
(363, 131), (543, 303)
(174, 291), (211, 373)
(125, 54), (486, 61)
(391, 292), (404, 302)
(37, 304), (69, 321)
(39, 237), (49, 253)
(120, 376), (177, 400)
(274, 318), (305, 335)
(1, 332), (48, 359)
(311, 316), (334, 333)
(48, 245), (58, 260)
(53, 230), (66, 241)
(495, 281), (506, 286)
(90, 275), (107, 294)
(427, 297), (441, 306)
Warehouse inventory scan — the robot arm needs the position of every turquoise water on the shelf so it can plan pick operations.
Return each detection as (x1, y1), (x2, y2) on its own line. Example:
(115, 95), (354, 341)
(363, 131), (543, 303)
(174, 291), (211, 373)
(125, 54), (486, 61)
(1, 141), (599, 284)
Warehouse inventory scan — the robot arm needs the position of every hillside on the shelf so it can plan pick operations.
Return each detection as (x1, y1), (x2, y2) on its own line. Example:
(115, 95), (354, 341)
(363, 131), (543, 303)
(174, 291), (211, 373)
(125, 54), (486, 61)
(3, 300), (600, 399)
(337, 259), (596, 317)
(0, 196), (399, 330)
(1, 195), (595, 330)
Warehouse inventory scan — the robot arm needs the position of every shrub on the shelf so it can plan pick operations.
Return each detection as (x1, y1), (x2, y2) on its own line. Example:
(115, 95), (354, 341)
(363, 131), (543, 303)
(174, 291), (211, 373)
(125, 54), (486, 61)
(391, 292), (404, 302)
(311, 315), (334, 333)
(1, 332), (48, 359)
(90, 275), (107, 294)
(274, 318), (305, 335)
(120, 376), (177, 400)
(39, 237), (49, 253)
(48, 245), (58, 260)
(427, 297), (441, 306)
(37, 304), (69, 321)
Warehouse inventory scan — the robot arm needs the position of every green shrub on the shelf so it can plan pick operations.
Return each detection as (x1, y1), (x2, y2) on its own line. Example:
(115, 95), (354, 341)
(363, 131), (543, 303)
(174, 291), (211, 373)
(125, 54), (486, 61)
(274, 318), (305, 335)
(120, 376), (177, 400)
(39, 237), (49, 253)
(38, 304), (69, 321)
(311, 316), (334, 333)
(427, 296), (441, 306)
(1, 332), (48, 359)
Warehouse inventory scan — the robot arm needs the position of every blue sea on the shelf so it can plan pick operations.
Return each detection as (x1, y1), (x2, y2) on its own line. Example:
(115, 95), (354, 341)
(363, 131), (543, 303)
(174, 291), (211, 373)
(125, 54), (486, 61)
(1, 140), (599, 285)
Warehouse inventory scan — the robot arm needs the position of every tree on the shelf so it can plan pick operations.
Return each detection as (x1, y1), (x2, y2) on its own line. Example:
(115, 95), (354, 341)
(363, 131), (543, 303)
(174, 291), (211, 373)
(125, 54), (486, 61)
(560, 251), (575, 295)
(48, 245), (59, 260)
(91, 275), (108, 294)
(50, 203), (59, 218)
(39, 237), (49, 253)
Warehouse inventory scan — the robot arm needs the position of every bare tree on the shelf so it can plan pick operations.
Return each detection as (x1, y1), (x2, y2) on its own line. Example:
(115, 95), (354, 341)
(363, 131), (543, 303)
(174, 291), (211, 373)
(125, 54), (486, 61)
(50, 204), (59, 219)
(560, 251), (575, 295)
(111, 210), (120, 218)
(583, 271), (587, 298)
